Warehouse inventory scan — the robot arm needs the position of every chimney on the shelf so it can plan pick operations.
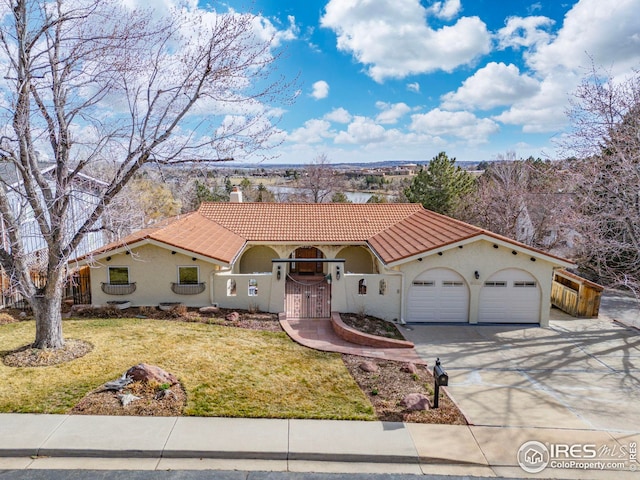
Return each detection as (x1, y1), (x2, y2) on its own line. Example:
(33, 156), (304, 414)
(230, 186), (243, 203)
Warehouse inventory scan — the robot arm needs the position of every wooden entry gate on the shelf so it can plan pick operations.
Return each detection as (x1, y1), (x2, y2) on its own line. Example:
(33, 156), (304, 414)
(285, 276), (331, 318)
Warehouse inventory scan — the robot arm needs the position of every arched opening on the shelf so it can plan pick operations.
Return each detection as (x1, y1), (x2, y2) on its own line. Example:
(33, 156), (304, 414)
(239, 246), (278, 274)
(290, 247), (324, 275)
(336, 246), (375, 274)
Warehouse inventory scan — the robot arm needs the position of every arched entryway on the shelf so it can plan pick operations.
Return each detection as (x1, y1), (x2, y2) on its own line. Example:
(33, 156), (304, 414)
(290, 247), (324, 275)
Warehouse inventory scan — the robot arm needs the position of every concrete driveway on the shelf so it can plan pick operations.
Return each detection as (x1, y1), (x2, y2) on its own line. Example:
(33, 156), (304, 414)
(401, 307), (640, 432)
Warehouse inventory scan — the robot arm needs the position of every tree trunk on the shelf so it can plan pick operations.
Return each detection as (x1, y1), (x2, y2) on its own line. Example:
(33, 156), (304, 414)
(32, 289), (65, 349)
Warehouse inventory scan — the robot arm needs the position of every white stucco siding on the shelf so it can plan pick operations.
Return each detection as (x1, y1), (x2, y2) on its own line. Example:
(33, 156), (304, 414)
(211, 272), (273, 312)
(332, 273), (402, 322)
(399, 239), (559, 326)
(89, 244), (217, 307)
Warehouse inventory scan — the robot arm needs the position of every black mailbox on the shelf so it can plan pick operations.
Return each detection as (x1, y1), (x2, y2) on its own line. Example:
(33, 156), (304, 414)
(432, 358), (448, 408)
(434, 358), (448, 386)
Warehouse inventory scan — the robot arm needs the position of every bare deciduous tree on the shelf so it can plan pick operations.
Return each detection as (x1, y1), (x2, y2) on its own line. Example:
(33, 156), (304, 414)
(458, 158), (574, 251)
(0, 0), (294, 348)
(293, 154), (344, 203)
(563, 67), (640, 292)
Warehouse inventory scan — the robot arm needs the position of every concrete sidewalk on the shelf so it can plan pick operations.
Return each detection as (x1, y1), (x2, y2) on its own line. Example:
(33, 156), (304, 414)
(1, 414), (639, 478)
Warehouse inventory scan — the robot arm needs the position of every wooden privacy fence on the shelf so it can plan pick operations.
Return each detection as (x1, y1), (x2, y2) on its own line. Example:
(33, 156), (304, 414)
(551, 270), (603, 318)
(1, 266), (91, 309)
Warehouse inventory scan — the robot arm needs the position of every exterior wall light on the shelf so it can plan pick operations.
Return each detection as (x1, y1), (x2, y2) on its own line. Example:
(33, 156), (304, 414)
(276, 265), (282, 280)
(336, 265), (341, 280)
(474, 270), (480, 279)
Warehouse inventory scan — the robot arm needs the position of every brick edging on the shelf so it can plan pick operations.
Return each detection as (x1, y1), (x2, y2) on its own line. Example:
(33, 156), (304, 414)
(330, 312), (414, 349)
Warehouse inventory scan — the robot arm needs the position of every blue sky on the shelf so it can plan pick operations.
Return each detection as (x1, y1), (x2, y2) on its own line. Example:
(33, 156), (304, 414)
(210, 0), (640, 164)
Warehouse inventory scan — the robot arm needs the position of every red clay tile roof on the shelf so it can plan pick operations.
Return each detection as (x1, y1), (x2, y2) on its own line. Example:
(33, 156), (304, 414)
(78, 202), (571, 266)
(197, 203), (423, 242)
(78, 212), (245, 265)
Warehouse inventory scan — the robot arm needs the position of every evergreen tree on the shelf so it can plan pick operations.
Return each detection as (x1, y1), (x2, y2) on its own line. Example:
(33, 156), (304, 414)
(404, 152), (475, 216)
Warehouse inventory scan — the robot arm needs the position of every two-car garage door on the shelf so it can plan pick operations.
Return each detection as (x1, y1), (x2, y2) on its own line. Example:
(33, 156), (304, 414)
(407, 268), (541, 324)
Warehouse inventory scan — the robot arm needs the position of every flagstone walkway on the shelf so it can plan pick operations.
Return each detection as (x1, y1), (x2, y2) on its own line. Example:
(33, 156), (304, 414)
(279, 315), (427, 365)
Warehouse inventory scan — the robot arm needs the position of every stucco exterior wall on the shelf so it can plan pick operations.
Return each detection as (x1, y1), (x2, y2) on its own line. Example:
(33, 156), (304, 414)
(212, 272), (274, 312)
(330, 272), (402, 322)
(89, 244), (217, 307)
(397, 239), (557, 326)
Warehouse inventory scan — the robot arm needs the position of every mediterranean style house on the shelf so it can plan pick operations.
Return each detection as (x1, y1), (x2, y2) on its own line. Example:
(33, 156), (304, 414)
(75, 190), (574, 326)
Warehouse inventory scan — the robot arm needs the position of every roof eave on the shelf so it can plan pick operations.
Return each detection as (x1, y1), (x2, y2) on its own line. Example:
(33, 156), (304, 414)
(381, 233), (576, 269)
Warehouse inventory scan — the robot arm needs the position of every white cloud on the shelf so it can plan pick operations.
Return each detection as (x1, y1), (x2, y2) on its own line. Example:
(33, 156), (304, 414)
(497, 16), (555, 50)
(492, 71), (577, 133)
(427, 0), (461, 20)
(441, 62), (540, 111)
(375, 102), (411, 124)
(311, 80), (330, 100)
(320, 0), (491, 82)
(334, 116), (391, 144)
(324, 107), (352, 123)
(287, 119), (334, 143)
(410, 109), (499, 144)
(527, 0), (640, 76)
(407, 82), (420, 93)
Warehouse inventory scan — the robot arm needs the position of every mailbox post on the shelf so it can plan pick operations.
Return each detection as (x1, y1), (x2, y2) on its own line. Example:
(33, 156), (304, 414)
(433, 358), (448, 408)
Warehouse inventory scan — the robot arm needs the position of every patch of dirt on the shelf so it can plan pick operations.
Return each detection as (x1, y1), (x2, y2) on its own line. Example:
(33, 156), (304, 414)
(342, 354), (467, 424)
(340, 314), (405, 340)
(2, 339), (93, 367)
(71, 380), (186, 416)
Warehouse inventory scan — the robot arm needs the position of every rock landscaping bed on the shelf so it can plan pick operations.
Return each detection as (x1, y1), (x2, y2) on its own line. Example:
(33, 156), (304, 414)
(342, 355), (466, 424)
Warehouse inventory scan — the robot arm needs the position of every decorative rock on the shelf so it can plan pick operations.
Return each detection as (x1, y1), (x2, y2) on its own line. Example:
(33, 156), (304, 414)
(118, 393), (140, 407)
(103, 374), (134, 391)
(199, 306), (219, 314)
(225, 311), (240, 322)
(402, 362), (419, 374)
(359, 361), (379, 373)
(19, 311), (27, 318)
(125, 363), (178, 385)
(401, 393), (431, 411)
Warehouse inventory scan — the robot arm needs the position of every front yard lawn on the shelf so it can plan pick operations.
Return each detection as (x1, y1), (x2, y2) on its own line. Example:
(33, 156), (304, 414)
(0, 318), (375, 420)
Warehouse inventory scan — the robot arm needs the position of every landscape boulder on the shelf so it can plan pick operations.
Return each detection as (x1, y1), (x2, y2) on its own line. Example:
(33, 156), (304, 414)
(359, 361), (379, 373)
(401, 393), (431, 411)
(125, 363), (178, 386)
(401, 362), (419, 374)
(225, 311), (240, 322)
(199, 306), (219, 314)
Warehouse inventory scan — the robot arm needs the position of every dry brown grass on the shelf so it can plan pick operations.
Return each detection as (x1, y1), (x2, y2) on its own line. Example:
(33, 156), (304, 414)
(0, 318), (374, 419)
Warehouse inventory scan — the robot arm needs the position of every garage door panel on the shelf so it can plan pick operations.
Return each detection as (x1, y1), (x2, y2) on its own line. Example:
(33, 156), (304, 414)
(408, 269), (469, 323)
(479, 270), (540, 324)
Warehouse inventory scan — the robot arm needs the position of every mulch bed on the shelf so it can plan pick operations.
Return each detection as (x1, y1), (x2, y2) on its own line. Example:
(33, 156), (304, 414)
(342, 354), (467, 424)
(2, 339), (93, 367)
(71, 380), (186, 416)
(340, 313), (405, 340)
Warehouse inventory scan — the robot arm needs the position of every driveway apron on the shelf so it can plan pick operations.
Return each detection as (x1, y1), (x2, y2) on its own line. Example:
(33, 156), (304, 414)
(401, 309), (640, 432)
